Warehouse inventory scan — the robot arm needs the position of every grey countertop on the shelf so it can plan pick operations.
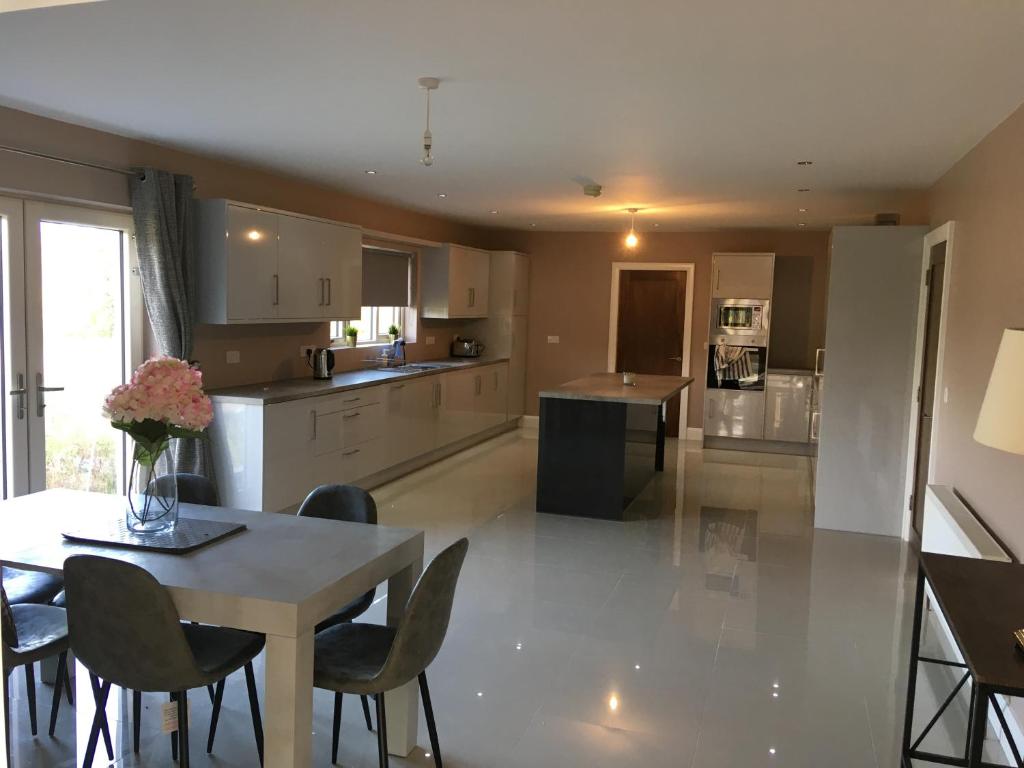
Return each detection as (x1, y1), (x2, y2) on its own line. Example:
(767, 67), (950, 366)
(208, 356), (509, 405)
(540, 373), (694, 406)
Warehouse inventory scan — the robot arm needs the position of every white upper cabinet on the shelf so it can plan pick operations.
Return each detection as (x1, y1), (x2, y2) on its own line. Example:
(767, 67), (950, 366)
(420, 244), (490, 318)
(196, 199), (362, 324)
(489, 250), (529, 317)
(711, 253), (775, 299)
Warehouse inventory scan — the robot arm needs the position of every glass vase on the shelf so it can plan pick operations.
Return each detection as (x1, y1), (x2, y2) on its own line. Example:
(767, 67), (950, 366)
(125, 441), (178, 533)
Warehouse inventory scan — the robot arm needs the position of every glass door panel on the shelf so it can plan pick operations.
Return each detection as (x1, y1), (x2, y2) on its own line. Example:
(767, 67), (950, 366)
(24, 202), (140, 494)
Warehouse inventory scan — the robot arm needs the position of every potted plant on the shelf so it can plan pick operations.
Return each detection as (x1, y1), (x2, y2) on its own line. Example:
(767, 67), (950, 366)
(104, 357), (213, 533)
(345, 325), (359, 347)
(387, 324), (401, 343)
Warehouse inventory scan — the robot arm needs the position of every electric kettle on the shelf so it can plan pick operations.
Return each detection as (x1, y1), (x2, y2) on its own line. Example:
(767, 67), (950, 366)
(308, 347), (335, 379)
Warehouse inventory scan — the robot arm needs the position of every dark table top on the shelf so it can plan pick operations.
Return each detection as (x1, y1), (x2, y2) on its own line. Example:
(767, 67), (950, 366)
(922, 552), (1024, 691)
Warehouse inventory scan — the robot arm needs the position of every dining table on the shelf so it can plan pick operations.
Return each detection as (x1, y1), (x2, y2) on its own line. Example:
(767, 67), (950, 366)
(0, 488), (425, 767)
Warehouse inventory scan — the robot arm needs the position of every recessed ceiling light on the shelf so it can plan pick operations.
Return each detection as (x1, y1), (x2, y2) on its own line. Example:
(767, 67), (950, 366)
(797, 160), (814, 166)
(364, 169), (377, 175)
(529, 223), (536, 228)
(799, 223), (807, 227)
(654, 223), (660, 228)
(798, 208), (807, 213)
(798, 188), (811, 192)
(489, 209), (499, 214)
(437, 193), (447, 198)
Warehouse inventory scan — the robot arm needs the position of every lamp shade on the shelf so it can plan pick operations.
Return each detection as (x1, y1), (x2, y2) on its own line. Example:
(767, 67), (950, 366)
(974, 328), (1024, 455)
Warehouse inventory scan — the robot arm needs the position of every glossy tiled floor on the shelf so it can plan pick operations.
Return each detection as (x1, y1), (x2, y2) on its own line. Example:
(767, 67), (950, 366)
(9, 429), (932, 767)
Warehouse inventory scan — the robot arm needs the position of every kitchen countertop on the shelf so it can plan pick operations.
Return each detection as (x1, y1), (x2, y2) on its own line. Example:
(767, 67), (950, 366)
(540, 373), (693, 406)
(208, 356), (509, 405)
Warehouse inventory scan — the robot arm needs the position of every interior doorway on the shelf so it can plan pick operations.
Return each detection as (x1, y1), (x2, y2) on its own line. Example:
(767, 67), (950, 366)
(607, 263), (695, 438)
(904, 222), (955, 538)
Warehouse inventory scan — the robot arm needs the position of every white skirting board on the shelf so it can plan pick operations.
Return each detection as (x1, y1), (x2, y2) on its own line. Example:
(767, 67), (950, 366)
(686, 427), (704, 442)
(921, 484), (1019, 762)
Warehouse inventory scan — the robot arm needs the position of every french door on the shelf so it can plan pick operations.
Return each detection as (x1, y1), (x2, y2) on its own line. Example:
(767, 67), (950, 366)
(0, 196), (141, 499)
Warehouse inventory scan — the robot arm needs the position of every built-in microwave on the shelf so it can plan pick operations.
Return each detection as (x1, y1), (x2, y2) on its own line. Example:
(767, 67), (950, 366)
(710, 298), (770, 345)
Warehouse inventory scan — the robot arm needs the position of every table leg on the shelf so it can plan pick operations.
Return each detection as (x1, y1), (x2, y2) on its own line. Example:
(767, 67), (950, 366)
(900, 563), (926, 766)
(655, 404), (666, 472)
(967, 684), (988, 767)
(386, 558), (423, 756)
(263, 631), (314, 768)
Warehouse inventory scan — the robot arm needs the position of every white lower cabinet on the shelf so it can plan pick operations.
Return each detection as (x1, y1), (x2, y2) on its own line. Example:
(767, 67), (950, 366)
(212, 364), (509, 512)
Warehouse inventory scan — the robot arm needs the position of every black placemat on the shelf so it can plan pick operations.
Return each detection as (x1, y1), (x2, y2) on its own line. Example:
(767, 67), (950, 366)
(62, 517), (246, 554)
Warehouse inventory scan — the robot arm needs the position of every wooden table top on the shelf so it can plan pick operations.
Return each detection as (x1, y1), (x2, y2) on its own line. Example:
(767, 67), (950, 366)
(539, 373), (693, 406)
(922, 552), (1024, 691)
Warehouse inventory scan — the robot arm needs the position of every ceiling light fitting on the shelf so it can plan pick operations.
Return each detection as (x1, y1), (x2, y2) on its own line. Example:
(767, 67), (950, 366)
(437, 193), (447, 198)
(797, 160), (814, 166)
(418, 77), (440, 167)
(364, 169), (377, 175)
(624, 208), (640, 249)
(797, 188), (811, 192)
(583, 183), (603, 197)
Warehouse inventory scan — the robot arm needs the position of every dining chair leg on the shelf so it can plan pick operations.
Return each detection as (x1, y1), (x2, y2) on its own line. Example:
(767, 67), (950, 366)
(361, 694), (373, 731)
(418, 672), (443, 768)
(82, 678), (111, 768)
(24, 661), (37, 736)
(170, 691), (179, 761)
(206, 683), (216, 704)
(374, 692), (389, 768)
(243, 661), (265, 766)
(49, 652), (68, 737)
(331, 691), (342, 764)
(206, 678), (225, 753)
(132, 690), (142, 753)
(62, 657), (74, 705)
(177, 689), (190, 768)
(89, 672), (114, 761)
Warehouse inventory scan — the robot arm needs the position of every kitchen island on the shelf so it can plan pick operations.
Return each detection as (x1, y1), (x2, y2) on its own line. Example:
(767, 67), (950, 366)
(536, 373), (693, 520)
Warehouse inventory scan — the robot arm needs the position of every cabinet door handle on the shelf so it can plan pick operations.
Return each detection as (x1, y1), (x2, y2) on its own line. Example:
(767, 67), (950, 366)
(9, 372), (26, 420)
(814, 348), (825, 377)
(468, 287), (475, 308)
(326, 278), (332, 306)
(475, 375), (482, 396)
(273, 274), (279, 305)
(311, 410), (317, 440)
(343, 412), (361, 420)
(318, 278), (325, 306)
(391, 383), (405, 390)
(342, 448), (360, 457)
(344, 397), (361, 403)
(715, 268), (720, 291)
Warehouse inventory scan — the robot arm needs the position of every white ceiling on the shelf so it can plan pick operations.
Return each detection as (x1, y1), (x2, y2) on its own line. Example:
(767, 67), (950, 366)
(2, 0), (1024, 231)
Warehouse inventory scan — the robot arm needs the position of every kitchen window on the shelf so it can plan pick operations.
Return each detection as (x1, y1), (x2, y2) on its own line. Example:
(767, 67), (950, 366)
(331, 306), (407, 345)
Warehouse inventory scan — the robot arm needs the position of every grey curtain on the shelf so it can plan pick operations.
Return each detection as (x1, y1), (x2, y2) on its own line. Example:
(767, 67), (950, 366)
(129, 168), (212, 480)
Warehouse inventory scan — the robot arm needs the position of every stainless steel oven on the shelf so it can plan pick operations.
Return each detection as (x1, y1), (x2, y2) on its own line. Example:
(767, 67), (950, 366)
(711, 298), (770, 345)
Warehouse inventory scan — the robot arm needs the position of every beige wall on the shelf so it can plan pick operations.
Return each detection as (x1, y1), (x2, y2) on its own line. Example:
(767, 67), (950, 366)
(0, 106), (508, 388)
(505, 230), (831, 426)
(928, 101), (1024, 555)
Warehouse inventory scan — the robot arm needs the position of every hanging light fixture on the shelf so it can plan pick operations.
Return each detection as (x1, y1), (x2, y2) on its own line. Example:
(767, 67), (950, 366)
(418, 77), (440, 166)
(624, 208), (640, 249)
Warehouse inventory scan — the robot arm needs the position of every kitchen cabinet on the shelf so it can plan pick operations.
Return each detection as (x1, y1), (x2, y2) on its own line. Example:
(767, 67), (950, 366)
(384, 376), (440, 466)
(763, 371), (813, 442)
(704, 389), (765, 440)
(211, 363), (510, 511)
(489, 251), (529, 316)
(711, 253), (775, 299)
(196, 199), (362, 324)
(420, 244), (490, 318)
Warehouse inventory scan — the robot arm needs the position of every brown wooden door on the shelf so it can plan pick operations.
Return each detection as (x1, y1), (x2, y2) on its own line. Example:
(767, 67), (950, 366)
(616, 270), (687, 436)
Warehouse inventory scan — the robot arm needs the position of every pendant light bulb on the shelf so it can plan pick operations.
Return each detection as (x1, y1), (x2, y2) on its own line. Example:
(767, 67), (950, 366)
(624, 208), (640, 249)
(418, 77), (440, 167)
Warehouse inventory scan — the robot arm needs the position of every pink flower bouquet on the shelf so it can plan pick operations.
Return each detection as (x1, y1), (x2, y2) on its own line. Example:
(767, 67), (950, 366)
(104, 356), (213, 467)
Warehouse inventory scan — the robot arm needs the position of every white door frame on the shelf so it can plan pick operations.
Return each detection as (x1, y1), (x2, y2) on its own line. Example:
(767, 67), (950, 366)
(607, 262), (696, 437)
(0, 195), (28, 498)
(23, 200), (143, 493)
(901, 221), (955, 540)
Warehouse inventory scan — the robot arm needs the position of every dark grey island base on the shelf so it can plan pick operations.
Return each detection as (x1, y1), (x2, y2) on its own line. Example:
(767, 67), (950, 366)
(536, 373), (694, 520)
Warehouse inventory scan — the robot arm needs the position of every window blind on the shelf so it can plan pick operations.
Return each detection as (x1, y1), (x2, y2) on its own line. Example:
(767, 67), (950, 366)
(361, 247), (412, 307)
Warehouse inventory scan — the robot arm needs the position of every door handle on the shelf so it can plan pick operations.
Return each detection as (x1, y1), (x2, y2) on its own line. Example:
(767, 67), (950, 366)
(273, 274), (279, 306)
(343, 411), (361, 420)
(9, 373), (26, 420)
(326, 278), (332, 306)
(318, 278), (325, 306)
(668, 356), (683, 362)
(311, 410), (317, 440)
(36, 372), (64, 417)
(468, 287), (475, 308)
(814, 348), (825, 377)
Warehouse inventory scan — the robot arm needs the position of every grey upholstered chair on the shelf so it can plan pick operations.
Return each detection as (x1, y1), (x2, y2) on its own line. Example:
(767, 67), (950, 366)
(63, 555), (266, 768)
(2, 586), (77, 758)
(150, 472), (220, 506)
(314, 537), (469, 768)
(2, 566), (63, 607)
(297, 484), (379, 732)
